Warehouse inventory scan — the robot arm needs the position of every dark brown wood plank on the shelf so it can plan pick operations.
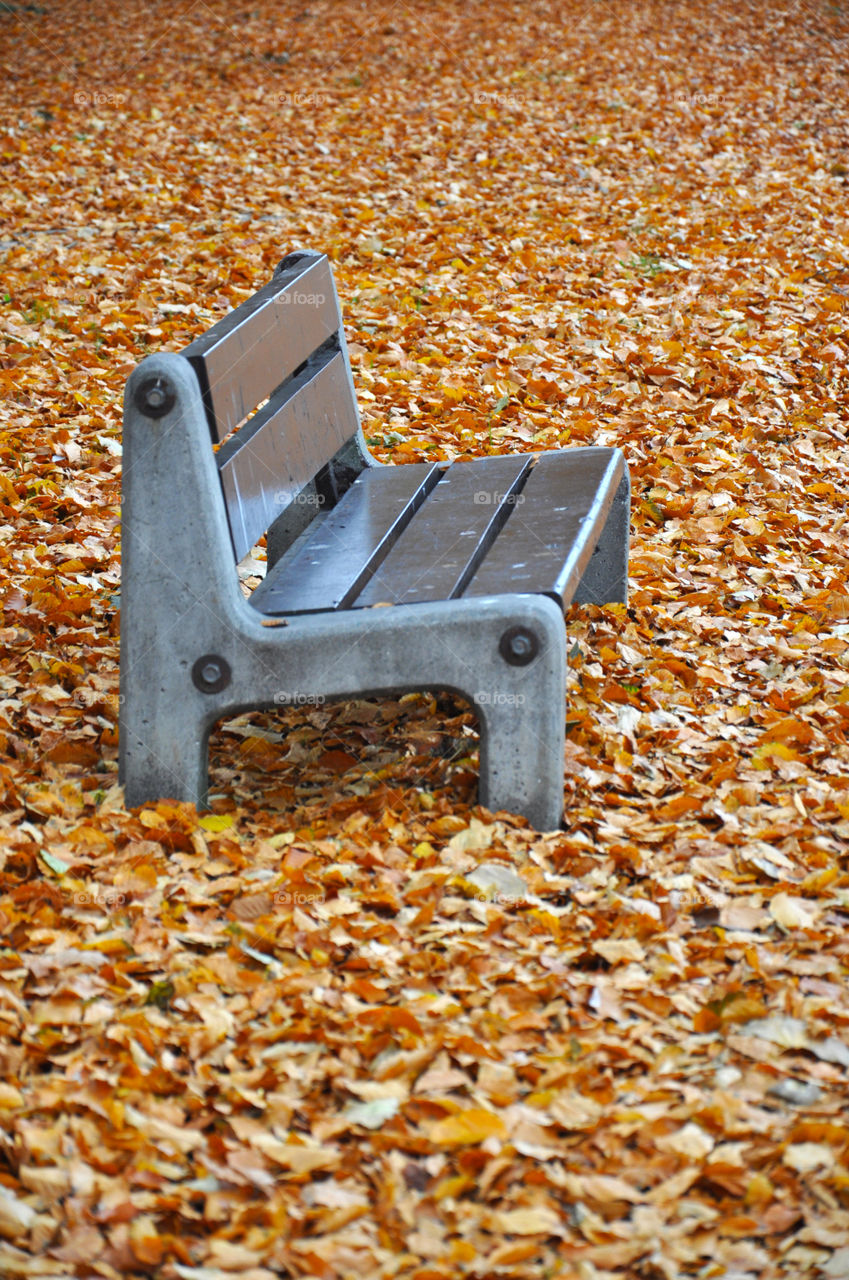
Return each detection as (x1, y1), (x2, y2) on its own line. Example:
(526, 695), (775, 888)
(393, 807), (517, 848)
(217, 346), (360, 562)
(353, 455), (532, 607)
(250, 463), (442, 615)
(184, 253), (341, 442)
(463, 448), (625, 608)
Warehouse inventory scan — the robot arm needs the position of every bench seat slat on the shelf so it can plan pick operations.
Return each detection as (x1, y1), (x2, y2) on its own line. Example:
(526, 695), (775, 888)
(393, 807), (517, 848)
(354, 455), (532, 607)
(218, 345), (359, 563)
(184, 254), (339, 442)
(250, 463), (442, 615)
(464, 448), (625, 607)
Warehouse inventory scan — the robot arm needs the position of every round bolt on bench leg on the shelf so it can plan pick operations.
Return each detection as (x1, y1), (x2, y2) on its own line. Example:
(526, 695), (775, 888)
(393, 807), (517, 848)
(134, 374), (176, 419)
(499, 626), (539, 666)
(192, 654), (231, 694)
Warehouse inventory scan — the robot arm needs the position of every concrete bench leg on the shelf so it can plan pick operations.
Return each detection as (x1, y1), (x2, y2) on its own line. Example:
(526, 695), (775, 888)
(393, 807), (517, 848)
(120, 692), (212, 809)
(477, 684), (566, 830)
(574, 471), (631, 605)
(464, 599), (567, 830)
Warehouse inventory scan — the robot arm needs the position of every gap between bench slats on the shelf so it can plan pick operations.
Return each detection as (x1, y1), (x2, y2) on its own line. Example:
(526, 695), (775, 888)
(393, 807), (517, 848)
(218, 344), (360, 563)
(250, 463), (442, 615)
(184, 254), (339, 442)
(463, 448), (624, 607)
(354, 455), (532, 607)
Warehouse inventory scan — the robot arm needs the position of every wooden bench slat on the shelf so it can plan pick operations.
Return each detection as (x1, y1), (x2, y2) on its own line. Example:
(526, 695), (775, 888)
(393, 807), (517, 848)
(218, 345), (360, 563)
(250, 462), (442, 615)
(463, 448), (625, 607)
(184, 253), (340, 442)
(353, 455), (532, 607)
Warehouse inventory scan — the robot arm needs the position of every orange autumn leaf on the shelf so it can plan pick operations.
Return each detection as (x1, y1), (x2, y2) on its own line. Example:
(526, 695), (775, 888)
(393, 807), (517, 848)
(430, 1108), (507, 1147)
(129, 1217), (165, 1266)
(357, 1007), (424, 1037)
(317, 749), (360, 775)
(757, 718), (815, 747)
(655, 794), (703, 821)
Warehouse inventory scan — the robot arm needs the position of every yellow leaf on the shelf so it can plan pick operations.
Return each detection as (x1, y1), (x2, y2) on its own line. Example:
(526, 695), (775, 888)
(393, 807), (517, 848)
(449, 1240), (478, 1262)
(430, 1108), (506, 1146)
(744, 1172), (774, 1207)
(639, 498), (665, 525)
(528, 909), (560, 938)
(198, 813), (235, 832)
(439, 385), (467, 404)
(0, 1084), (23, 1109)
(114, 861), (157, 889)
(752, 742), (798, 770)
(434, 1173), (474, 1200)
(79, 936), (130, 955)
(268, 831), (295, 848)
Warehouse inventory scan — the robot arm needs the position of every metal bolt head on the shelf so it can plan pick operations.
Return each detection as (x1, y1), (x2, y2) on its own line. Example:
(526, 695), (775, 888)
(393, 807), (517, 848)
(134, 374), (176, 420)
(192, 654), (231, 694)
(499, 625), (539, 667)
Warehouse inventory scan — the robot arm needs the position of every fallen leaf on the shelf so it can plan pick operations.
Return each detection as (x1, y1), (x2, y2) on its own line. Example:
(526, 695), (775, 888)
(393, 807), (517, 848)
(343, 1097), (401, 1129)
(430, 1108), (507, 1146)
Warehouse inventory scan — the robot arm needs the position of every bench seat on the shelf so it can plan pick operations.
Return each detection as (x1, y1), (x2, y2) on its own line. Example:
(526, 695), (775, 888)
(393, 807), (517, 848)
(251, 449), (626, 616)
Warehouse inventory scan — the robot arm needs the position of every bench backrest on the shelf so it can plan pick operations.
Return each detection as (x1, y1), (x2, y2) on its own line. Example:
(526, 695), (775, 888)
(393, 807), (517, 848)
(182, 250), (363, 562)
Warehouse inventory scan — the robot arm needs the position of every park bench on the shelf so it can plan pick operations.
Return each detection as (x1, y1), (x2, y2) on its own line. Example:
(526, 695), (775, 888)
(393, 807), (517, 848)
(119, 249), (630, 830)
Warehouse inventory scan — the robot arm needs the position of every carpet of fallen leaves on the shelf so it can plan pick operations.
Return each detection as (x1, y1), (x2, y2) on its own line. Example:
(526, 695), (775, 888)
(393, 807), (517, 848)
(1, 0), (849, 1277)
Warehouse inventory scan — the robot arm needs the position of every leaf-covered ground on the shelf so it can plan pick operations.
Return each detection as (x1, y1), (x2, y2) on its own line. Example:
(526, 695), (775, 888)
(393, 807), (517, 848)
(2, 0), (849, 1276)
